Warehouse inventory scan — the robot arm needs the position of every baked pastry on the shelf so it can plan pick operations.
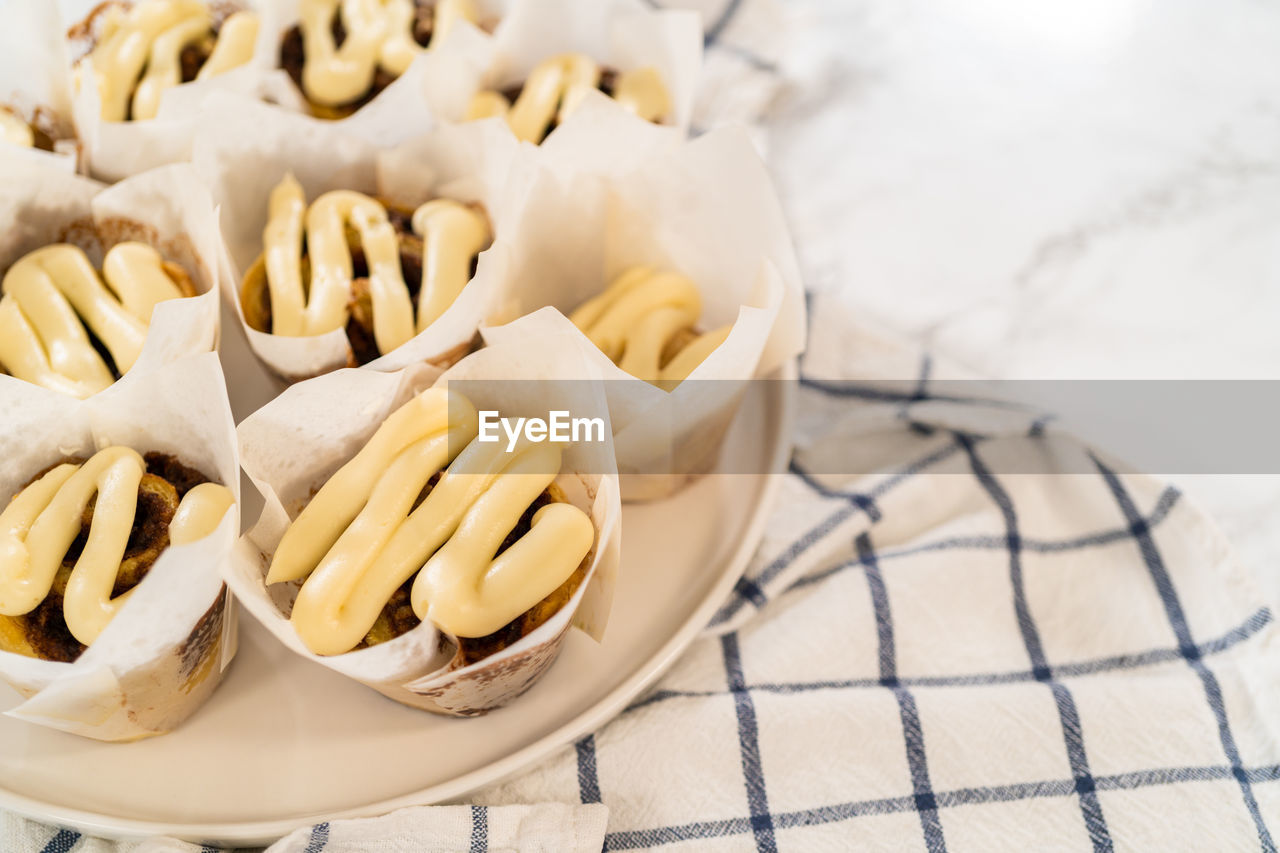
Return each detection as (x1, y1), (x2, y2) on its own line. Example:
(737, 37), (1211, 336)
(239, 174), (491, 366)
(280, 0), (481, 119)
(467, 55), (670, 144)
(266, 387), (595, 663)
(0, 243), (199, 398)
(0, 447), (233, 663)
(73, 0), (260, 122)
(569, 267), (731, 391)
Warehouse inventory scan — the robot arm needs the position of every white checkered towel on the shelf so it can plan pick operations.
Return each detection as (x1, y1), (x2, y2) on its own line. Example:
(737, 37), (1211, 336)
(9, 0), (1280, 851)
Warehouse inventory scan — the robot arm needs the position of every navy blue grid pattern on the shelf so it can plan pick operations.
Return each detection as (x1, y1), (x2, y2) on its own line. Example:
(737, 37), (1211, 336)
(569, 347), (1277, 851)
(576, 734), (603, 804)
(303, 822), (330, 853)
(597, 764), (1280, 850)
(469, 805), (488, 852)
(723, 632), (779, 852)
(958, 433), (1114, 850)
(39, 830), (79, 853)
(858, 532), (946, 851)
(1094, 455), (1278, 852)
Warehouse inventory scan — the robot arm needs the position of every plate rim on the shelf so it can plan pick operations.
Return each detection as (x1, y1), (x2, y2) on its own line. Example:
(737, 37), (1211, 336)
(0, 363), (796, 845)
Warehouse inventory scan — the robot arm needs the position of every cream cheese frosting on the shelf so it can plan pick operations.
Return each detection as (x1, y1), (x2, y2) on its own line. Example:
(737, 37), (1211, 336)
(466, 54), (671, 143)
(260, 174), (490, 355)
(0, 108), (35, 148)
(88, 0), (260, 121)
(267, 388), (594, 655)
(297, 0), (477, 107)
(0, 448), (233, 646)
(0, 243), (189, 398)
(570, 267), (732, 390)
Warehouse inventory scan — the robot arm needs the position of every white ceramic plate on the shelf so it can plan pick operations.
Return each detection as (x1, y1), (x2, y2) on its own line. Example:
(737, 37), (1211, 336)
(0, 307), (793, 846)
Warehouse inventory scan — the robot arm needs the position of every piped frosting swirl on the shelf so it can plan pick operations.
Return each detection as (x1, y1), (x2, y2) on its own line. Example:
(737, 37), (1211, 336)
(0, 448), (233, 647)
(570, 267), (731, 390)
(467, 54), (670, 144)
(0, 243), (193, 398)
(86, 0), (260, 121)
(295, 0), (478, 107)
(267, 388), (595, 656)
(258, 174), (490, 356)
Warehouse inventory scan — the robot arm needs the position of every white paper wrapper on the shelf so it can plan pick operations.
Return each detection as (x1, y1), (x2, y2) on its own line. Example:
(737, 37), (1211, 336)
(483, 123), (807, 499)
(194, 92), (522, 382)
(0, 158), (227, 397)
(0, 352), (241, 741)
(62, 0), (299, 182)
(0, 0), (80, 172)
(230, 330), (621, 715)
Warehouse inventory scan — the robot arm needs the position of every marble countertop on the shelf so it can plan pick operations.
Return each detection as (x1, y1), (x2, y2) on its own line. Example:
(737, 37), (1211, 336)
(763, 0), (1280, 602)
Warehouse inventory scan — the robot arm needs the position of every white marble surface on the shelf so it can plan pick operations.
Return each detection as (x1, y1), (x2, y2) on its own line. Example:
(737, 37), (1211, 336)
(761, 0), (1280, 602)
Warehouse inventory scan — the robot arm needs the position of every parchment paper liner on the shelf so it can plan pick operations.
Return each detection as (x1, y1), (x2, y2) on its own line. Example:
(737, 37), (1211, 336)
(193, 92), (522, 383)
(0, 158), (228, 394)
(230, 331), (620, 715)
(0, 0), (80, 172)
(63, 0), (307, 182)
(0, 352), (241, 742)
(484, 122), (807, 500)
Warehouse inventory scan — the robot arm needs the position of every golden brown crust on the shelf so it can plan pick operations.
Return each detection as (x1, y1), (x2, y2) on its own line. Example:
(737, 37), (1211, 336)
(0, 452), (213, 663)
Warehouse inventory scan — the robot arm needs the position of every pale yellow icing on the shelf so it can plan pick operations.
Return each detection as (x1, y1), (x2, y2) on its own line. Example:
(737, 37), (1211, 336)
(297, 0), (477, 107)
(268, 389), (594, 655)
(0, 243), (186, 399)
(570, 267), (732, 390)
(466, 55), (670, 143)
(612, 67), (671, 123)
(411, 199), (490, 332)
(88, 0), (261, 121)
(0, 108), (34, 148)
(261, 174), (490, 354)
(196, 10), (260, 79)
(0, 448), (233, 646)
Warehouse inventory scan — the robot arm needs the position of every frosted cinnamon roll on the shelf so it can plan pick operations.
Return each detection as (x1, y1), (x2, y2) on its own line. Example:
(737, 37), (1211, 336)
(266, 388), (595, 663)
(71, 0), (261, 122)
(239, 174), (491, 367)
(467, 55), (670, 144)
(280, 0), (482, 119)
(569, 267), (731, 391)
(0, 448), (233, 663)
(0, 243), (198, 398)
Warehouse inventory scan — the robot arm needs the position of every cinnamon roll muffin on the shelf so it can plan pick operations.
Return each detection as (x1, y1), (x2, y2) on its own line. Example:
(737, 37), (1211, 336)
(0, 243), (199, 398)
(70, 0), (261, 122)
(239, 174), (491, 367)
(467, 55), (671, 144)
(280, 0), (484, 119)
(267, 388), (595, 666)
(0, 448), (233, 663)
(569, 267), (731, 391)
